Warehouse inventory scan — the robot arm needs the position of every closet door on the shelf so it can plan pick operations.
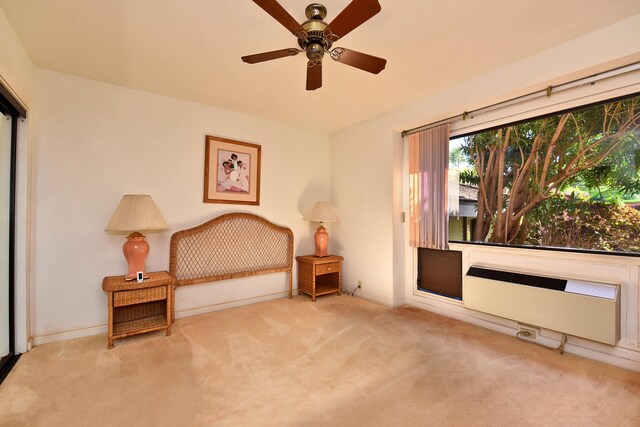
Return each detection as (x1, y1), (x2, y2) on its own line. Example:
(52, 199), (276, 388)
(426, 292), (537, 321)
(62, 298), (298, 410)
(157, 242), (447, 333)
(0, 85), (23, 383)
(0, 110), (10, 363)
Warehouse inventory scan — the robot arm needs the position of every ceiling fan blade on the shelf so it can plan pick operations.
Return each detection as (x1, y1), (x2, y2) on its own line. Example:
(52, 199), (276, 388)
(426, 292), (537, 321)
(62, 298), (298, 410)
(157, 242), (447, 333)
(253, 0), (306, 38)
(331, 48), (386, 74)
(326, 0), (381, 40)
(241, 48), (300, 64)
(306, 61), (322, 91)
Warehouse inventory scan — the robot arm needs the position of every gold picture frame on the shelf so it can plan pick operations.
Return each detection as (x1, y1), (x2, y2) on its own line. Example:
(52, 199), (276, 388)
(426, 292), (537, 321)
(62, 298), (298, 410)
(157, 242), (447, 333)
(204, 135), (261, 205)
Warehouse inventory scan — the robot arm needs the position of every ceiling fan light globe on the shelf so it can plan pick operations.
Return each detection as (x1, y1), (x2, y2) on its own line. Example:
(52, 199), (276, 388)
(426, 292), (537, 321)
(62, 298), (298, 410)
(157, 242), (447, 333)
(306, 43), (325, 61)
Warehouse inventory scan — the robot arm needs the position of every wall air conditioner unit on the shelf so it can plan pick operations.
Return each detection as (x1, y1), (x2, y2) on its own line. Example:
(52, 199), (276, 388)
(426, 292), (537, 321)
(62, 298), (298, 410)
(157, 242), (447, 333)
(463, 266), (620, 345)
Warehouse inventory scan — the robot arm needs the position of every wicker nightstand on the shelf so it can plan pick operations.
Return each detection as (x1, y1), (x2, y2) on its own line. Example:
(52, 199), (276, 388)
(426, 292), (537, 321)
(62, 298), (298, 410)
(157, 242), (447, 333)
(102, 270), (175, 349)
(296, 255), (343, 301)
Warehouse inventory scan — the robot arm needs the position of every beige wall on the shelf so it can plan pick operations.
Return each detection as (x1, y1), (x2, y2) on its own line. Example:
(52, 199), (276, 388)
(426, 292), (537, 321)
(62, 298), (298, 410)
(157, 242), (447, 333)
(31, 69), (331, 343)
(330, 122), (396, 303)
(331, 14), (640, 369)
(0, 7), (33, 110)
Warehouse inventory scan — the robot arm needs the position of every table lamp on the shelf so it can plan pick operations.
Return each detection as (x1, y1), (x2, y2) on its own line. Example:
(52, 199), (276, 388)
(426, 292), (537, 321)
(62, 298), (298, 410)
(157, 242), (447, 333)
(105, 194), (168, 280)
(303, 201), (339, 257)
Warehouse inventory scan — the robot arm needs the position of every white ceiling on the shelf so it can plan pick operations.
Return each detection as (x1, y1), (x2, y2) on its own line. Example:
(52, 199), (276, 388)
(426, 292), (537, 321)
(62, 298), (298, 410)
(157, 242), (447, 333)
(2, 0), (640, 133)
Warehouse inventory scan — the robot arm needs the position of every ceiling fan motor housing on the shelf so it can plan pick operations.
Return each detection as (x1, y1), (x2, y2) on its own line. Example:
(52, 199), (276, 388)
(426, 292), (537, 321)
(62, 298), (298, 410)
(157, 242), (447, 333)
(299, 3), (332, 60)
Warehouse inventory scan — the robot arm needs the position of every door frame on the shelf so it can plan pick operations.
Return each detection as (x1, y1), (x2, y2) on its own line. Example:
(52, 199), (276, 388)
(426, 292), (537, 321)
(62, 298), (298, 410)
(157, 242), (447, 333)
(0, 83), (25, 384)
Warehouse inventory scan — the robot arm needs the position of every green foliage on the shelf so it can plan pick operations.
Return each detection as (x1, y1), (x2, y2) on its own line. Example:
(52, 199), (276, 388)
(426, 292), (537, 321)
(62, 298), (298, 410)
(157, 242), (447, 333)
(523, 195), (640, 252)
(458, 168), (479, 186)
(567, 137), (640, 198)
(458, 93), (640, 247)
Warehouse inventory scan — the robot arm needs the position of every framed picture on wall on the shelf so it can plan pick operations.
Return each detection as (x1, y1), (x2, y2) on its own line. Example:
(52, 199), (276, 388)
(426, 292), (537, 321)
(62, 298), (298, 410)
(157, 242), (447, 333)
(204, 135), (261, 205)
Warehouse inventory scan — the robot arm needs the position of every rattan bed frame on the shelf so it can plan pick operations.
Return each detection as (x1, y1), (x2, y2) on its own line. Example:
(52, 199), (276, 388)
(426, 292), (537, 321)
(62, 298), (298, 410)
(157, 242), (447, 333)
(169, 213), (294, 317)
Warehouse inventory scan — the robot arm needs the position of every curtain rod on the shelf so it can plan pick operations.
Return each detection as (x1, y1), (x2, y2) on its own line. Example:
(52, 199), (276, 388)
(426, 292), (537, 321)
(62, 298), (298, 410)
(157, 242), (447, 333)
(401, 61), (640, 138)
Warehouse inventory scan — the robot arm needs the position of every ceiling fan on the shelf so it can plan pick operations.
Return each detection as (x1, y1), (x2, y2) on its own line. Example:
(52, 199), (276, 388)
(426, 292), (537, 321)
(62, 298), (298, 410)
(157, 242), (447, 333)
(241, 0), (387, 91)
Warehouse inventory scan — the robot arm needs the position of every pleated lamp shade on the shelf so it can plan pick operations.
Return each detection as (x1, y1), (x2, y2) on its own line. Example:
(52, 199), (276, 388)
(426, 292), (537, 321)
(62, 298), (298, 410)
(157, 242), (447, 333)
(105, 194), (168, 279)
(302, 201), (340, 223)
(105, 194), (168, 233)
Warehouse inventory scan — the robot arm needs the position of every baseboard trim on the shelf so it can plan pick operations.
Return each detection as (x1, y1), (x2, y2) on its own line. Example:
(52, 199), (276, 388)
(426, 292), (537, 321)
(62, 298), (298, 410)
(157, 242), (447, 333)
(32, 291), (293, 346)
(392, 298), (407, 308)
(354, 290), (394, 307)
(33, 324), (107, 346)
(405, 295), (640, 373)
(175, 291), (290, 319)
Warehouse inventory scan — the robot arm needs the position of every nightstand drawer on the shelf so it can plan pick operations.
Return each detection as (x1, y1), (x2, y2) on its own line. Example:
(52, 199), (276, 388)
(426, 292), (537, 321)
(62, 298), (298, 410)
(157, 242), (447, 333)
(114, 286), (167, 307)
(316, 262), (340, 275)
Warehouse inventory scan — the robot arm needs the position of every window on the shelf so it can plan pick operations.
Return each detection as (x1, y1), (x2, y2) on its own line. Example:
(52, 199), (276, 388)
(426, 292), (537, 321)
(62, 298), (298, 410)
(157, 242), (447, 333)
(448, 93), (640, 254)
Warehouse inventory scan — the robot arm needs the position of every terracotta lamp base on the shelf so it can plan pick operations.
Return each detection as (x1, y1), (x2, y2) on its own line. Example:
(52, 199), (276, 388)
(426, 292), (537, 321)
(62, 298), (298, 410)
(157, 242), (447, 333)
(123, 231), (149, 280)
(314, 225), (330, 257)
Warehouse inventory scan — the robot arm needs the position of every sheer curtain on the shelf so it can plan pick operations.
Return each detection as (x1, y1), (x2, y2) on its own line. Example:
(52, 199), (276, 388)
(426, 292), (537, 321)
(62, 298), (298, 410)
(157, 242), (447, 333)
(408, 124), (451, 249)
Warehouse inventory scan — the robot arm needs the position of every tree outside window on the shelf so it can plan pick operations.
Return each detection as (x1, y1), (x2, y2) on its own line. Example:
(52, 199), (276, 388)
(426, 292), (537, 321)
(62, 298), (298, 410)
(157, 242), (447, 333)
(450, 94), (640, 253)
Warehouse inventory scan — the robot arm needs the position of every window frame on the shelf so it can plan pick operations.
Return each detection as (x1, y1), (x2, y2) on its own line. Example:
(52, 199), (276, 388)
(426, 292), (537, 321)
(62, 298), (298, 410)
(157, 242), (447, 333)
(447, 91), (640, 258)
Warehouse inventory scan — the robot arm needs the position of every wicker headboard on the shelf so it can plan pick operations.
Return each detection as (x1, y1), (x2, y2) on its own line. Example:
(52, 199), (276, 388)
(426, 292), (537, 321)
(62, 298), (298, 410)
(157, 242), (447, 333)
(169, 212), (294, 298)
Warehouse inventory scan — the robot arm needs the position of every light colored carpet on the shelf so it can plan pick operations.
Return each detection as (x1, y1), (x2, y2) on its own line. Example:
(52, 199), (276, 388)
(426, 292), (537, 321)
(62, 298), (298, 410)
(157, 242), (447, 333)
(1, 295), (639, 426)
